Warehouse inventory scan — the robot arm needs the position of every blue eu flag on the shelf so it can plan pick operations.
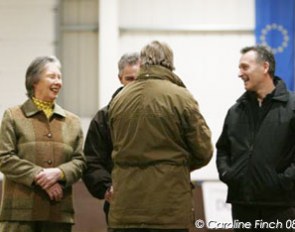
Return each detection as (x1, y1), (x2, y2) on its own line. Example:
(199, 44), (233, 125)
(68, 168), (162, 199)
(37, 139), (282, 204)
(255, 0), (295, 90)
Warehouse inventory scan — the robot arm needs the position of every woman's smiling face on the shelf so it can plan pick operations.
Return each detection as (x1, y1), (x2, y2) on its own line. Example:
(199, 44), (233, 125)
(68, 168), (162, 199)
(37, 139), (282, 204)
(33, 62), (62, 102)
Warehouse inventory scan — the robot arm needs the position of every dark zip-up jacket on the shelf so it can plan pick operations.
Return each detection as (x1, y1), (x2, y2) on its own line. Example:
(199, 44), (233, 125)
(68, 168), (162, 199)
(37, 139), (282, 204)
(82, 87), (123, 218)
(216, 77), (295, 206)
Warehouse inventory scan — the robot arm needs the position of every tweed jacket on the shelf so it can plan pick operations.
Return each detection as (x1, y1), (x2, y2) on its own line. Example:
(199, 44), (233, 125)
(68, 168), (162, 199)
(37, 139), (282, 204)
(108, 65), (213, 229)
(0, 99), (86, 223)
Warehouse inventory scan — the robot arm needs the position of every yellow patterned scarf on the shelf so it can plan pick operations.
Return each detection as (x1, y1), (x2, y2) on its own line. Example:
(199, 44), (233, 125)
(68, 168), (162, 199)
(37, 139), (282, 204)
(32, 97), (54, 119)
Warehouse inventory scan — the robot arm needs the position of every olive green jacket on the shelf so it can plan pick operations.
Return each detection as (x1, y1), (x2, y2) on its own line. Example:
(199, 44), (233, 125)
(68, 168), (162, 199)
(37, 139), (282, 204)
(0, 99), (86, 223)
(108, 65), (213, 229)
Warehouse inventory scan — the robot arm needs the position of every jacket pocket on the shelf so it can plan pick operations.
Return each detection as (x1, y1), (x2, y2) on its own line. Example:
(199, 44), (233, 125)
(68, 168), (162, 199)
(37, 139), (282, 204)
(252, 167), (283, 198)
(224, 154), (248, 185)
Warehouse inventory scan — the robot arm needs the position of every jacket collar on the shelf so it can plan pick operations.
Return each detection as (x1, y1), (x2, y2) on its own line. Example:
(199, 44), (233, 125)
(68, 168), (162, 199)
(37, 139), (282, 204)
(137, 65), (186, 88)
(21, 98), (66, 118)
(237, 76), (290, 104)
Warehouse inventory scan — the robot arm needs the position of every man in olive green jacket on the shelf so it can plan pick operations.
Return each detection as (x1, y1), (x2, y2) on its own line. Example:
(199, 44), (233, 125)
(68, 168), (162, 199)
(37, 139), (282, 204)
(108, 41), (213, 232)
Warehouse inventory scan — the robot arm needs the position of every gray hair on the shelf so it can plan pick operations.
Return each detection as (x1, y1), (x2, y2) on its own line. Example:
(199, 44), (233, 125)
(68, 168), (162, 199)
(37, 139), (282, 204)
(140, 40), (175, 71)
(241, 45), (276, 78)
(25, 55), (61, 98)
(118, 52), (140, 77)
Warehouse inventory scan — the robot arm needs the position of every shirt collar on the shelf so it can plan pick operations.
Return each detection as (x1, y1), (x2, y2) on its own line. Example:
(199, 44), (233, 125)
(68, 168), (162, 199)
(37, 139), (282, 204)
(22, 98), (66, 118)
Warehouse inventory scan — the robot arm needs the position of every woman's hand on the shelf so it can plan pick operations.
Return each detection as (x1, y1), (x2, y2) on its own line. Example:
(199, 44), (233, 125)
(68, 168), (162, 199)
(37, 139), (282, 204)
(45, 183), (64, 201)
(35, 168), (63, 189)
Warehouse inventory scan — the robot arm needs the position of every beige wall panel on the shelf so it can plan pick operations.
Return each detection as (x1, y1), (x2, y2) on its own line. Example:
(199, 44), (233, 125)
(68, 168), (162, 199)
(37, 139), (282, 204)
(60, 32), (98, 117)
(119, 0), (253, 27)
(59, 0), (98, 117)
(62, 0), (98, 25)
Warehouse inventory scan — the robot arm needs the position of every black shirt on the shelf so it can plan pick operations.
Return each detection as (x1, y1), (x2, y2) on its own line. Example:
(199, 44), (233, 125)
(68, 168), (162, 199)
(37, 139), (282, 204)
(248, 90), (275, 133)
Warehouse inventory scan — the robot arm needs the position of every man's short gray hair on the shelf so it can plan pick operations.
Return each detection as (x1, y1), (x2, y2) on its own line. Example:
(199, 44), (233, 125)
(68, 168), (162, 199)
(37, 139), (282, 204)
(118, 52), (140, 77)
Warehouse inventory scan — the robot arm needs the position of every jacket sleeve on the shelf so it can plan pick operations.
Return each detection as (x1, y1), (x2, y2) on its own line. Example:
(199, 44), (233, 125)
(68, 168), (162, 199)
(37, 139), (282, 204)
(82, 109), (113, 199)
(0, 109), (43, 187)
(183, 101), (213, 171)
(215, 111), (233, 183)
(278, 159), (295, 191)
(58, 117), (86, 188)
(278, 114), (295, 190)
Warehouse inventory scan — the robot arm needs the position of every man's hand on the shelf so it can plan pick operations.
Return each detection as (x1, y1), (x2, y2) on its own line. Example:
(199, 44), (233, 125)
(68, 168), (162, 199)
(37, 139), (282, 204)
(104, 186), (113, 202)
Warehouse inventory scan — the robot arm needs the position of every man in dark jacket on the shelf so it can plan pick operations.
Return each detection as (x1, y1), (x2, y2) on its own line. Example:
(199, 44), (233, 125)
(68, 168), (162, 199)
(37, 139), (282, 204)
(216, 45), (295, 231)
(82, 52), (140, 225)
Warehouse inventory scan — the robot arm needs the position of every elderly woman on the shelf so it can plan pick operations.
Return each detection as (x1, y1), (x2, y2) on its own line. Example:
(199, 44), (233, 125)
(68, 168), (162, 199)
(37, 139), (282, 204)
(0, 56), (86, 232)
